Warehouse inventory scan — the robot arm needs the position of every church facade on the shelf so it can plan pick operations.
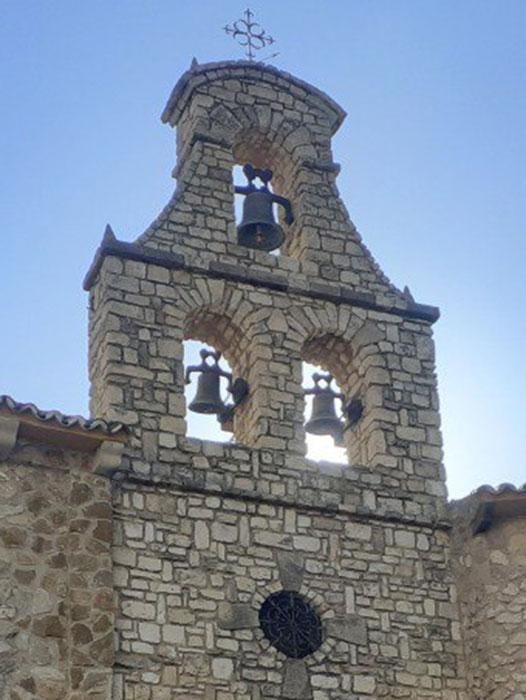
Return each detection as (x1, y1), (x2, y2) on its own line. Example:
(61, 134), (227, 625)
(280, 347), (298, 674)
(1, 61), (525, 700)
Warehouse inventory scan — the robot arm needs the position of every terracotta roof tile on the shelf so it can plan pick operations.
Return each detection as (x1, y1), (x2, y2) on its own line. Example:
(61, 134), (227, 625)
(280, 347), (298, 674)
(0, 395), (127, 436)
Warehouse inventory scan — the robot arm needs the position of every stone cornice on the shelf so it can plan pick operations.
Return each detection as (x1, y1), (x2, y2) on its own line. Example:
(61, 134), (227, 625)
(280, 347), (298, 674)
(161, 59), (347, 134)
(117, 473), (452, 532)
(83, 235), (440, 323)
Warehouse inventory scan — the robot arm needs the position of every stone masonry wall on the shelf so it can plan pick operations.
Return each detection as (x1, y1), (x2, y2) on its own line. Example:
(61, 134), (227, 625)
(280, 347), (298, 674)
(88, 257), (445, 515)
(450, 500), (526, 699)
(86, 251), (464, 698)
(3, 57), (520, 700)
(111, 453), (466, 700)
(0, 442), (114, 700)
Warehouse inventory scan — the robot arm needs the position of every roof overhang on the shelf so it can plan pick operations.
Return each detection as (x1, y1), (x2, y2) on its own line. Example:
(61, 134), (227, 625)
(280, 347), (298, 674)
(471, 485), (526, 534)
(0, 395), (127, 476)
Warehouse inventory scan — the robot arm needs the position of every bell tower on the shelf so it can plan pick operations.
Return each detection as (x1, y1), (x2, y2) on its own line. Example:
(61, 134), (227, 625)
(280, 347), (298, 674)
(85, 61), (466, 699)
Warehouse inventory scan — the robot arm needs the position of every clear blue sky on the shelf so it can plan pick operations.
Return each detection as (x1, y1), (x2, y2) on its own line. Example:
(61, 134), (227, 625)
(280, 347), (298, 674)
(1, 1), (524, 499)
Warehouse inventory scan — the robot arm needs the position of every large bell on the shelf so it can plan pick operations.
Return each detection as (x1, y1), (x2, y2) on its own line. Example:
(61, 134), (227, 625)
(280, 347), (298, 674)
(188, 370), (225, 415)
(237, 190), (284, 252)
(305, 391), (343, 437)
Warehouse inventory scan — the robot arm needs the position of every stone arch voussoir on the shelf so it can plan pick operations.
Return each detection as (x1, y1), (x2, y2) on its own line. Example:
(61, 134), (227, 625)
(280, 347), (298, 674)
(204, 101), (319, 189)
(298, 314), (385, 394)
(179, 283), (261, 378)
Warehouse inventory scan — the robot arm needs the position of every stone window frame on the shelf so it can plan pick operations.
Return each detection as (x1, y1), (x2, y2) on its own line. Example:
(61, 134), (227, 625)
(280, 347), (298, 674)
(217, 551), (368, 699)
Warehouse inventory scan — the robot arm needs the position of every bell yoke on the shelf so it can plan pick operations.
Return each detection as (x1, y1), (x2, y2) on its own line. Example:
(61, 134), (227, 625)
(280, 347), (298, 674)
(235, 163), (294, 252)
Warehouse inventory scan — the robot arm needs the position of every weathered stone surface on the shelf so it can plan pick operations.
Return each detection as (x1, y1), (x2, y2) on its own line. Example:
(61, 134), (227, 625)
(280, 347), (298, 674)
(0, 415), (19, 458)
(327, 615), (367, 645)
(33, 666), (66, 700)
(276, 551), (304, 591)
(217, 602), (258, 630)
(282, 659), (311, 699)
(0, 463), (114, 698)
(450, 497), (526, 698)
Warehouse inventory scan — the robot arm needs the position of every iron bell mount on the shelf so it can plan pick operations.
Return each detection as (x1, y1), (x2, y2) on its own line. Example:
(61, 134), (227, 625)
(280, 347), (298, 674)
(235, 163), (294, 252)
(185, 349), (249, 429)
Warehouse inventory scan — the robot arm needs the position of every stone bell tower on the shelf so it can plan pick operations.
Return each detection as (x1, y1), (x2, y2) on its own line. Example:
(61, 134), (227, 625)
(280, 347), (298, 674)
(84, 61), (466, 699)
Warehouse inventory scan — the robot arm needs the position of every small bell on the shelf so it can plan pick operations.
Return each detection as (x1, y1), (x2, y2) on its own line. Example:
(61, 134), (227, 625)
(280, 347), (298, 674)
(189, 371), (225, 414)
(185, 349), (250, 424)
(186, 350), (230, 415)
(304, 372), (345, 442)
(235, 164), (294, 252)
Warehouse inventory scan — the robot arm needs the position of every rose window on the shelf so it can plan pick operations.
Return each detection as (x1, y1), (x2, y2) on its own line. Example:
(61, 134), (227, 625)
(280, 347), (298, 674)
(259, 590), (323, 659)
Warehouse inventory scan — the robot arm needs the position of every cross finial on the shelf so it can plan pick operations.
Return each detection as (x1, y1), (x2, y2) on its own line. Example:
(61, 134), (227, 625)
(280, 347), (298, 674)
(224, 8), (277, 62)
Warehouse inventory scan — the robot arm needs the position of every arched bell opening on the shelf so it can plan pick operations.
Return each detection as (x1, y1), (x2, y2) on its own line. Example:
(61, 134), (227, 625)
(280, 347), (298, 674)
(232, 130), (297, 255)
(183, 340), (236, 443)
(302, 334), (365, 465)
(232, 163), (294, 255)
(233, 163), (247, 221)
(233, 130), (295, 194)
(302, 360), (347, 464)
(183, 308), (252, 446)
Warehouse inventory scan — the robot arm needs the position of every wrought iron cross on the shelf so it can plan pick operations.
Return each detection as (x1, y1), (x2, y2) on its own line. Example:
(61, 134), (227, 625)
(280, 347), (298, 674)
(224, 8), (276, 61)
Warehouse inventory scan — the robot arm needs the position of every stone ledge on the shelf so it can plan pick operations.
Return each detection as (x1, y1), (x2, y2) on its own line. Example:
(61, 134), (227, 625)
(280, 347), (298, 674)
(83, 226), (185, 291)
(83, 234), (440, 323)
(120, 472), (451, 532)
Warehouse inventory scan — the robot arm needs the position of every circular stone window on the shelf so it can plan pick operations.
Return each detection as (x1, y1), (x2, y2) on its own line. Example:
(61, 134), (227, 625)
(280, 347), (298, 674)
(259, 590), (323, 659)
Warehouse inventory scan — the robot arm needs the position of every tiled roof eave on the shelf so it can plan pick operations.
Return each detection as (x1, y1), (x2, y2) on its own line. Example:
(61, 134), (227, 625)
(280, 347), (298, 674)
(0, 395), (127, 438)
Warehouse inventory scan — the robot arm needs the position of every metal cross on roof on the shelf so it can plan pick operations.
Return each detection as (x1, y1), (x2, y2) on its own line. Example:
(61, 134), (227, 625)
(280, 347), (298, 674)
(224, 8), (277, 62)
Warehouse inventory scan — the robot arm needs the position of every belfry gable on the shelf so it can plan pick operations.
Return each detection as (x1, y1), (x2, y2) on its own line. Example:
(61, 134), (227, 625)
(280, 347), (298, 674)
(86, 60), (438, 324)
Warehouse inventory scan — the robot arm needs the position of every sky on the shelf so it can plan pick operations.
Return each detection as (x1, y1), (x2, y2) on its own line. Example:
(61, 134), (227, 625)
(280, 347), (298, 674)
(0, 1), (524, 499)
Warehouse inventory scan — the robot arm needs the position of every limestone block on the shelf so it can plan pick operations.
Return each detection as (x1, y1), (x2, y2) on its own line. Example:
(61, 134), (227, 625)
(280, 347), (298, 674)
(93, 439), (125, 476)
(327, 615), (367, 646)
(212, 656), (234, 680)
(276, 551), (304, 591)
(353, 675), (376, 694)
(217, 602), (258, 630)
(282, 659), (311, 699)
